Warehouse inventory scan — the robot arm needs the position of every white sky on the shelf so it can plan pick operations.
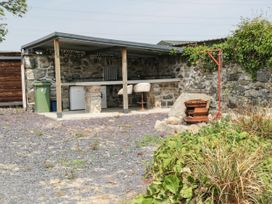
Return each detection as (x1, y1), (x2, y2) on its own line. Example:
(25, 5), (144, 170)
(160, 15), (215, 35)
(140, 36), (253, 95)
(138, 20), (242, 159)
(0, 0), (271, 51)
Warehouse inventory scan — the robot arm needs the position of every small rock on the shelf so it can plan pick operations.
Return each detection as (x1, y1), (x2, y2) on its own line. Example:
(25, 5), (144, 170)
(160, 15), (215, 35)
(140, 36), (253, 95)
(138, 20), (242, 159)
(165, 117), (182, 125)
(169, 93), (211, 119)
(256, 69), (271, 82)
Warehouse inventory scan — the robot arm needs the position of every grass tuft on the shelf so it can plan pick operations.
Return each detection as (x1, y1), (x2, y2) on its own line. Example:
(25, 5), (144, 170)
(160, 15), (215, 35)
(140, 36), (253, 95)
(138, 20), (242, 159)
(135, 135), (163, 148)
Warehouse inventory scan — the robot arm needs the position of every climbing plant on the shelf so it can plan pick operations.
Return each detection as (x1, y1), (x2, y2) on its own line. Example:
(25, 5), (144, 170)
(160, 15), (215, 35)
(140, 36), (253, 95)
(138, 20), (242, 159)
(182, 17), (272, 77)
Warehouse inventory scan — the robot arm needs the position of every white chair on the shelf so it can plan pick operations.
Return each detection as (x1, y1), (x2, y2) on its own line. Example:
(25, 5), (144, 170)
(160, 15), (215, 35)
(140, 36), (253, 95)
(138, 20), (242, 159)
(118, 85), (133, 95)
(134, 83), (151, 110)
(118, 85), (133, 108)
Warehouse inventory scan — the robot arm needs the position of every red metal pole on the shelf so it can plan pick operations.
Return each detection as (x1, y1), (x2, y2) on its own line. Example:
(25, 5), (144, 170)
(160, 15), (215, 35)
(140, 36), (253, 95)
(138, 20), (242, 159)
(215, 50), (222, 119)
(205, 49), (222, 119)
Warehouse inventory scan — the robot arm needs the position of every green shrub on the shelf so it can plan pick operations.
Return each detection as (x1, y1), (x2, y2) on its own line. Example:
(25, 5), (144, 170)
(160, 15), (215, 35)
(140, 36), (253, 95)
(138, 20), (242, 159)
(227, 18), (272, 77)
(133, 120), (272, 204)
(182, 17), (272, 77)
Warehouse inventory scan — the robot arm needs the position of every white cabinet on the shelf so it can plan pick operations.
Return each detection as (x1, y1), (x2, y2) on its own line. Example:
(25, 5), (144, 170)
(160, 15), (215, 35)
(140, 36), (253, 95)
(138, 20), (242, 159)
(70, 86), (107, 111)
(70, 86), (85, 110)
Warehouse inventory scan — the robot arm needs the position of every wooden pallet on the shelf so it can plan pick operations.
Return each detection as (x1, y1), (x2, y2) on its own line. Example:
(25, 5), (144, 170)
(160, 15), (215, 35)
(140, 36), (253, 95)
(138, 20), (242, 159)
(186, 108), (209, 116)
(184, 99), (209, 124)
(184, 116), (209, 123)
(184, 99), (207, 108)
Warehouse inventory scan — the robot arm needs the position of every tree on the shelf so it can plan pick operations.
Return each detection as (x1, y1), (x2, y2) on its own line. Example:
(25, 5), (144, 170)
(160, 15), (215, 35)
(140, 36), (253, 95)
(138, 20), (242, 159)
(0, 0), (27, 42)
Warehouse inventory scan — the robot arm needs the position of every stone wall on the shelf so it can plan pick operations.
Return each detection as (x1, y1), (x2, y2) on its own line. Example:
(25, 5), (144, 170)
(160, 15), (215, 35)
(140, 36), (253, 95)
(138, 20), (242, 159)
(147, 82), (179, 108)
(165, 58), (272, 110)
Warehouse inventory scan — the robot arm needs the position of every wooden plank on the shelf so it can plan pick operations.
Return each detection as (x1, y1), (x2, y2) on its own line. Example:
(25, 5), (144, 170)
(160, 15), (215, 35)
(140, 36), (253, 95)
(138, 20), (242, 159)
(184, 116), (209, 124)
(0, 101), (22, 107)
(0, 76), (21, 81)
(0, 88), (22, 92)
(0, 97), (22, 102)
(0, 81), (22, 87)
(0, 66), (21, 71)
(54, 39), (62, 118)
(121, 48), (128, 113)
(0, 91), (22, 97)
(21, 55), (27, 110)
(61, 78), (180, 86)
(0, 73), (21, 77)
(0, 61), (21, 67)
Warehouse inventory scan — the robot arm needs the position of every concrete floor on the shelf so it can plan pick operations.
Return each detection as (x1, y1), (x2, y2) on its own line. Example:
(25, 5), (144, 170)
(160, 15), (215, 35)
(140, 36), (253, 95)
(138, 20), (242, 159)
(38, 107), (170, 120)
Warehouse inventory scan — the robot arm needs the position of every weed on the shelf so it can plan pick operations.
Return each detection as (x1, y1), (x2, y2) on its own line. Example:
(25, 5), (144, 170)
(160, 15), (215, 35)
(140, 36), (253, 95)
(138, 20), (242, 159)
(43, 160), (55, 169)
(64, 168), (77, 180)
(118, 124), (133, 129)
(234, 106), (272, 138)
(60, 159), (86, 169)
(192, 144), (263, 203)
(90, 139), (100, 150)
(31, 128), (43, 137)
(75, 131), (88, 138)
(135, 135), (163, 148)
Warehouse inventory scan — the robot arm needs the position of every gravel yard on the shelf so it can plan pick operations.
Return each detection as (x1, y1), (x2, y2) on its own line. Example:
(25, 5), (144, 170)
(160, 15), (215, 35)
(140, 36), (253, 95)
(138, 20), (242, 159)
(0, 109), (167, 204)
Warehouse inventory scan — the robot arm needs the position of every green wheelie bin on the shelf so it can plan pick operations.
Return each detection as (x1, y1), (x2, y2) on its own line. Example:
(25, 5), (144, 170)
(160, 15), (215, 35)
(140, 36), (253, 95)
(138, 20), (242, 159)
(34, 81), (51, 112)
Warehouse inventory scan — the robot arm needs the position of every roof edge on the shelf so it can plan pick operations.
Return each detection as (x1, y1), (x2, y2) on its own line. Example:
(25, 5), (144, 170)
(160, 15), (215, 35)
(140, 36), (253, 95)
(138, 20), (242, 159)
(21, 32), (58, 50)
(22, 32), (183, 53)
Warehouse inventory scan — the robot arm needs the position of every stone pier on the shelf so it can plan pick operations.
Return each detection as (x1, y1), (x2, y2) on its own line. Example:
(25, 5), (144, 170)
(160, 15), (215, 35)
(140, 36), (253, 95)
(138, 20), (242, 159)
(85, 86), (102, 113)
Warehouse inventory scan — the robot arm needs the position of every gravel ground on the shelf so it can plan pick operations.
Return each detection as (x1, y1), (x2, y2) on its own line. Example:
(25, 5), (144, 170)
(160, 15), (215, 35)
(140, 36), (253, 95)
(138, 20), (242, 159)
(0, 109), (167, 204)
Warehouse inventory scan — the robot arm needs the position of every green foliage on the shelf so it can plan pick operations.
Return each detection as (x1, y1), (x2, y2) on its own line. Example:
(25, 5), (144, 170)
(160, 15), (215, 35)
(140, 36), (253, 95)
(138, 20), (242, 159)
(182, 17), (272, 77)
(228, 17), (272, 77)
(133, 119), (272, 204)
(0, 0), (27, 42)
(182, 42), (231, 72)
(136, 135), (163, 148)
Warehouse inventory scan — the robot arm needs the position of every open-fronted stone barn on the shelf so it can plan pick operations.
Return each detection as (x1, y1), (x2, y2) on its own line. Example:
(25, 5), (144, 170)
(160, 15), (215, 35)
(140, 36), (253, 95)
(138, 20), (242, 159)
(22, 32), (272, 118)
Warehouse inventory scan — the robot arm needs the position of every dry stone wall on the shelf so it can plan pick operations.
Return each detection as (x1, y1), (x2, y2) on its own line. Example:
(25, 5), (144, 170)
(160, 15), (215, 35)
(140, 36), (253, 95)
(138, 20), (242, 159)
(164, 58), (272, 110)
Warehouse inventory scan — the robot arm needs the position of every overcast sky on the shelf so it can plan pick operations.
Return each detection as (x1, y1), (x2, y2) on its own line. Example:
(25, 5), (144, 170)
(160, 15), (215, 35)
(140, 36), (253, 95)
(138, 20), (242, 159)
(0, 0), (271, 51)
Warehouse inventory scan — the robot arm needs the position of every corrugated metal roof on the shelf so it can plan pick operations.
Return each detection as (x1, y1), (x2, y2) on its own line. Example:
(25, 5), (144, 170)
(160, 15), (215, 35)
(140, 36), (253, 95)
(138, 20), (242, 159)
(22, 32), (183, 54)
(158, 40), (196, 46)
(158, 38), (227, 47)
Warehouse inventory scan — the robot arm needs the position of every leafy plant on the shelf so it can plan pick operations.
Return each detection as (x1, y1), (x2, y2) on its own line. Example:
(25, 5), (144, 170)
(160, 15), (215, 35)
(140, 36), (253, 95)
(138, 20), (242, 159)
(182, 17), (272, 77)
(133, 119), (272, 204)
(227, 17), (272, 77)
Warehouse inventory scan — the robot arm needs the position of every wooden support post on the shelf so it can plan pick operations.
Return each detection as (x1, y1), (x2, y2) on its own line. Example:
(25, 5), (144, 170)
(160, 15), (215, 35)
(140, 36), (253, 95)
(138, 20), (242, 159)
(21, 50), (27, 110)
(121, 48), (128, 113)
(54, 39), (62, 118)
